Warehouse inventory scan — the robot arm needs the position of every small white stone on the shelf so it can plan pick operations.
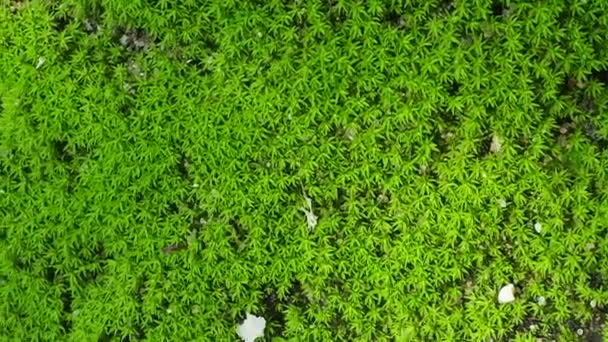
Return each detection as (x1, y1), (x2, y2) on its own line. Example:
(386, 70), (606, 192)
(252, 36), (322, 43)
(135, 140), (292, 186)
(534, 222), (542, 233)
(537, 296), (546, 306)
(237, 313), (266, 342)
(498, 284), (515, 304)
(577, 328), (584, 336)
(498, 199), (507, 208)
(591, 300), (597, 308)
(36, 57), (46, 69)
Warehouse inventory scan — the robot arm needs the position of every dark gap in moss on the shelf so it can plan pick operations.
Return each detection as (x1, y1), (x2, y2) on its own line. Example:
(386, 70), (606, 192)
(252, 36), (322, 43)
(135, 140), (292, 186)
(190, 211), (208, 231)
(60, 289), (73, 333)
(118, 102), (134, 118)
(97, 328), (118, 342)
(320, 0), (344, 29)
(581, 121), (607, 150)
(374, 188), (390, 209)
(82, 3), (104, 35)
(112, 26), (154, 52)
(591, 69), (608, 86)
(58, 40), (79, 63)
(490, 0), (506, 17)
(559, 76), (578, 96)
(186, 58), (213, 76)
(52, 14), (72, 33)
(382, 10), (405, 28)
(53, 140), (74, 163)
(432, 117), (457, 156)
(79, 243), (109, 284)
(555, 117), (576, 139)
(44, 266), (59, 282)
(589, 271), (604, 290)
(261, 289), (286, 338)
(584, 308), (606, 342)
(433, 0), (455, 16)
(476, 134), (493, 158)
(13, 255), (31, 272)
(507, 315), (541, 339)
(165, 202), (179, 216)
(294, 10), (308, 30)
(446, 80), (461, 97)
(134, 274), (148, 304)
(162, 241), (188, 255)
(229, 216), (247, 252)
(333, 187), (347, 211)
(579, 96), (597, 115)
(176, 153), (190, 179)
(287, 280), (309, 309)
(566, 319), (585, 337)
(203, 36), (218, 53)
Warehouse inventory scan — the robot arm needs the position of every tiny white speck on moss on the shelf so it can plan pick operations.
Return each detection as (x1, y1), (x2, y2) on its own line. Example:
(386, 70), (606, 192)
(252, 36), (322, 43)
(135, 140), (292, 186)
(36, 57), (46, 69)
(498, 199), (507, 208)
(534, 222), (542, 233)
(537, 296), (546, 306)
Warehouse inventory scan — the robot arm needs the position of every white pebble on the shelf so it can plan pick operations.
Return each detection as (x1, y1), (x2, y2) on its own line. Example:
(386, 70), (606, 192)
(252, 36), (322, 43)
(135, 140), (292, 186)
(237, 313), (266, 342)
(577, 328), (584, 336)
(498, 284), (515, 304)
(591, 300), (597, 308)
(534, 222), (542, 233)
(498, 199), (507, 208)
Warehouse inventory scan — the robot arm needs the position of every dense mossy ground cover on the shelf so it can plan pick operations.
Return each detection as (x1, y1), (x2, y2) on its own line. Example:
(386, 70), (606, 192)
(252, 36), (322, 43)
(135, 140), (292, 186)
(2, 0), (608, 341)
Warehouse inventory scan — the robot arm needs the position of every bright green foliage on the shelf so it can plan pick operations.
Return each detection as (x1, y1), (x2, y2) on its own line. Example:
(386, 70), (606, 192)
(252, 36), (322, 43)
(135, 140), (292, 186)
(2, 0), (608, 341)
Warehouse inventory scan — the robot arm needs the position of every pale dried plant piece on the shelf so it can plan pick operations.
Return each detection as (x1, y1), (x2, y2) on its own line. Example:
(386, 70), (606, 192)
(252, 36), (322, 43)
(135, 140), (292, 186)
(533, 222), (542, 233)
(300, 190), (318, 230)
(498, 283), (515, 304)
(237, 313), (266, 342)
(36, 57), (46, 69)
(490, 134), (502, 153)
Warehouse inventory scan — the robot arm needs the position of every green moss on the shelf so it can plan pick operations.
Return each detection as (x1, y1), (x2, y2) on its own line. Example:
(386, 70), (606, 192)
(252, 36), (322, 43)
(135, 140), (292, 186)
(1, 0), (608, 340)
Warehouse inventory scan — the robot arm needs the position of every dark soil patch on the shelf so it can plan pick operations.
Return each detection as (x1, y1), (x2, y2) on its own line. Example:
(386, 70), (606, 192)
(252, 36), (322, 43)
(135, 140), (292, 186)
(60, 289), (73, 333)
(261, 289), (286, 338)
